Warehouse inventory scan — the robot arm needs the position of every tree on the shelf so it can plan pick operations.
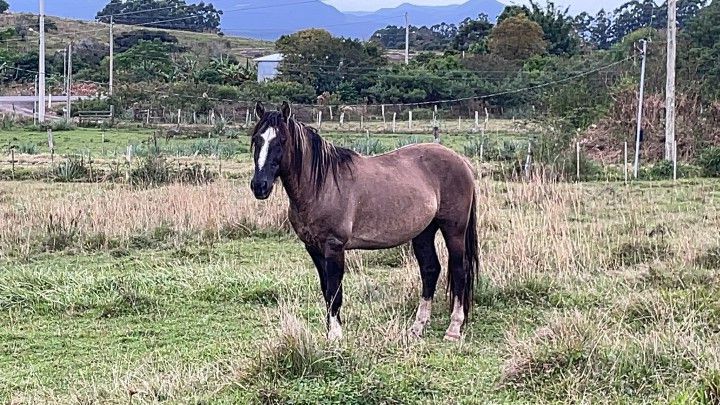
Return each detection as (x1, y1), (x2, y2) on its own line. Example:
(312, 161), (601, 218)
(116, 40), (173, 82)
(276, 29), (385, 96)
(0, 0), (9, 14)
(370, 24), (457, 51)
(452, 14), (493, 53)
(488, 15), (547, 60)
(114, 30), (182, 53)
(575, 9), (614, 49)
(97, 0), (222, 33)
(682, 0), (720, 98)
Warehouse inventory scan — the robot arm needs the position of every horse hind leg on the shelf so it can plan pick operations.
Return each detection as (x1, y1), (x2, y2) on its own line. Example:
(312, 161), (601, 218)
(409, 222), (440, 338)
(439, 225), (468, 342)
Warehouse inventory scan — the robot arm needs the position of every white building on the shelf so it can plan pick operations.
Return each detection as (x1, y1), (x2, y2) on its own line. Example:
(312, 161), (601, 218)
(254, 53), (284, 83)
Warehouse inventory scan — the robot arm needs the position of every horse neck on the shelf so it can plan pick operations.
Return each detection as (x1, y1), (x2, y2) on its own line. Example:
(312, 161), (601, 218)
(278, 122), (317, 207)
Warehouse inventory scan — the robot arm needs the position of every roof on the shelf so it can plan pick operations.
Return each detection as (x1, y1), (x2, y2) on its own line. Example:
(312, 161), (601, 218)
(254, 53), (284, 62)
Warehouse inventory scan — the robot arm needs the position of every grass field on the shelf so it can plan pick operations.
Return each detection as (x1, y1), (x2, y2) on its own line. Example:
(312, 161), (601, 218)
(1, 155), (720, 403)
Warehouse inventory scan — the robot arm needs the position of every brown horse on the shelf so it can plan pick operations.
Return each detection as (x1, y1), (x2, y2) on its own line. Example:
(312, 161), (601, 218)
(250, 102), (478, 341)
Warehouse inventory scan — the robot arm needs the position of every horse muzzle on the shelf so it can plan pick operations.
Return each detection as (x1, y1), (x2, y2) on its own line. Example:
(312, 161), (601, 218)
(250, 177), (273, 200)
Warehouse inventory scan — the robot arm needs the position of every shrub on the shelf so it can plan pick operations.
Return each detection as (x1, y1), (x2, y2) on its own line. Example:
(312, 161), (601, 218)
(697, 147), (720, 177)
(52, 156), (89, 182)
(396, 135), (422, 149)
(350, 138), (387, 155)
(642, 161), (701, 180)
(13, 143), (38, 154)
(551, 150), (602, 181)
(465, 138), (519, 161)
(129, 155), (170, 186)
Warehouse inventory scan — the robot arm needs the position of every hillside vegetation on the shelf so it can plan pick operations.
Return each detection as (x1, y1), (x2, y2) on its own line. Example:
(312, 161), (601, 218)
(0, 13), (272, 59)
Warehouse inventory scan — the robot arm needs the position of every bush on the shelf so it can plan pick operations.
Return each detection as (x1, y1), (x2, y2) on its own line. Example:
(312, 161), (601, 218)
(396, 135), (422, 149)
(641, 161), (701, 180)
(464, 137), (519, 161)
(349, 138), (387, 155)
(52, 156), (89, 182)
(697, 147), (720, 177)
(552, 150), (602, 181)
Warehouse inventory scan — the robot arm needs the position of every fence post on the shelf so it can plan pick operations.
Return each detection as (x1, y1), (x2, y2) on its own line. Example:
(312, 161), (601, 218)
(484, 108), (489, 135)
(392, 113), (396, 133)
(576, 141), (581, 181)
(146, 109), (150, 125)
(381, 104), (386, 129)
(177, 109), (181, 125)
(458, 116), (462, 131)
(524, 141), (532, 178)
(673, 140), (678, 181)
(340, 112), (345, 126)
(408, 110), (413, 130)
(624, 141), (628, 184)
(360, 115), (364, 131)
(329, 105), (333, 120)
(317, 110), (322, 130)
(475, 110), (479, 129)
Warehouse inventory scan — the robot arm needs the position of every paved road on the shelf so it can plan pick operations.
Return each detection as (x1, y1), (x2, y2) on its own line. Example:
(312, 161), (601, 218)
(0, 95), (94, 117)
(0, 95), (89, 103)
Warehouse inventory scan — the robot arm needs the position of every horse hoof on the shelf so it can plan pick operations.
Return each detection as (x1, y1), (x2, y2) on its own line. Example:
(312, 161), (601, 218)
(443, 332), (461, 342)
(327, 329), (343, 342)
(408, 323), (425, 338)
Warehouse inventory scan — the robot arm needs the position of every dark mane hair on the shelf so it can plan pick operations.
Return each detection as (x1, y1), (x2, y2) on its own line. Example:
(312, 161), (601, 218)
(253, 111), (357, 194)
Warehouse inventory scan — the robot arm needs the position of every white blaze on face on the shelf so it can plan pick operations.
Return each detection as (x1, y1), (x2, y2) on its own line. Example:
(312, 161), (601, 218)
(257, 127), (277, 169)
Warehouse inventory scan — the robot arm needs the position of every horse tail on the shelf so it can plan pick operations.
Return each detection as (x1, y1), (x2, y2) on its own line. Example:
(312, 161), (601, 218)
(462, 190), (479, 318)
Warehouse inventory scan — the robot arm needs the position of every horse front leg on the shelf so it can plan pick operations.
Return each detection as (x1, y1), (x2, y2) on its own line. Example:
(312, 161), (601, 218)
(323, 237), (346, 341)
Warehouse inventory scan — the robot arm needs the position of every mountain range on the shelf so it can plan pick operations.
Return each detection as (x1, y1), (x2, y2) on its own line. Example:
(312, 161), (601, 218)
(9, 0), (506, 40)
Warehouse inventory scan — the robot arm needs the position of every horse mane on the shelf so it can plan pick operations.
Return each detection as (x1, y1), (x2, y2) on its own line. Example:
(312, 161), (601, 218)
(253, 111), (357, 194)
(288, 116), (357, 194)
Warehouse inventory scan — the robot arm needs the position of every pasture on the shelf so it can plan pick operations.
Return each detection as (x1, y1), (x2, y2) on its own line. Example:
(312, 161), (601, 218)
(1, 134), (719, 403)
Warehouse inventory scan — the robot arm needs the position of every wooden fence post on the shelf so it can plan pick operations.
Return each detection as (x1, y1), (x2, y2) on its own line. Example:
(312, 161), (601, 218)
(10, 148), (15, 180)
(408, 110), (413, 130)
(576, 141), (581, 181)
(624, 141), (628, 184)
(392, 112), (397, 133)
(381, 104), (386, 129)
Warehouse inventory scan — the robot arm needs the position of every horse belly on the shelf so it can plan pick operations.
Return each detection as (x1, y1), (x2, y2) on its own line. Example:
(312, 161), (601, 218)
(346, 192), (437, 250)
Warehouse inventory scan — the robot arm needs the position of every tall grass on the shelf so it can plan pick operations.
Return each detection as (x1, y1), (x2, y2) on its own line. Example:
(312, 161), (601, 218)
(1, 175), (719, 403)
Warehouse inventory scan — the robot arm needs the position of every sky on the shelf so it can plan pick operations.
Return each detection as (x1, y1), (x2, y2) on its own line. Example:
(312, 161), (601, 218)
(323, 0), (636, 14)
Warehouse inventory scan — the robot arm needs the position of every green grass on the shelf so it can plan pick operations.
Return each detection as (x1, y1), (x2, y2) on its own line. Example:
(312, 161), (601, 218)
(0, 127), (251, 159)
(1, 178), (719, 403)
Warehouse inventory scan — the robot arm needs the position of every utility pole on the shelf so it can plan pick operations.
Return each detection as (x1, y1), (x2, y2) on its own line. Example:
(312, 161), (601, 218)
(66, 42), (73, 121)
(633, 39), (647, 179)
(62, 49), (67, 95)
(405, 12), (410, 65)
(109, 15), (114, 96)
(665, 0), (677, 161)
(38, 0), (46, 123)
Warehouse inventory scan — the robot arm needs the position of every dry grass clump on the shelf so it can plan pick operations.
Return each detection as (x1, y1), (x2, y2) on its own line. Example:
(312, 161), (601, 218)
(0, 180), (290, 256)
(695, 246), (720, 270)
(248, 307), (350, 381)
(501, 305), (719, 401)
(501, 311), (599, 389)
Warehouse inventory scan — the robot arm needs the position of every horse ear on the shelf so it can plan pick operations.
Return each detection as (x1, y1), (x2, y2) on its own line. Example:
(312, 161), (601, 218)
(281, 101), (292, 122)
(254, 101), (265, 119)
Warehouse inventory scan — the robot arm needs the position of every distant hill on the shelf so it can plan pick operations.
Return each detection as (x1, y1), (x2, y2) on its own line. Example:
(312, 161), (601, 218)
(0, 13), (273, 61)
(9, 0), (506, 40)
